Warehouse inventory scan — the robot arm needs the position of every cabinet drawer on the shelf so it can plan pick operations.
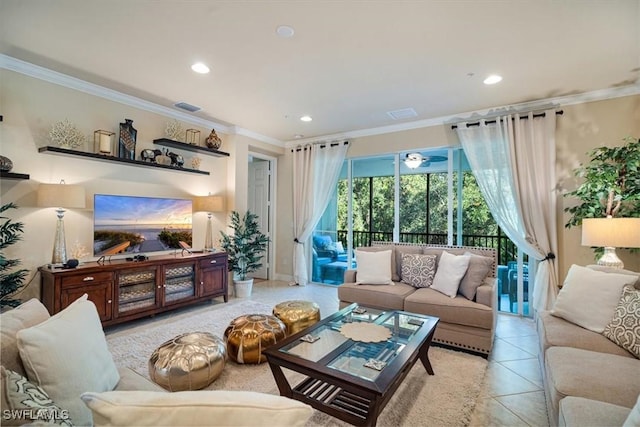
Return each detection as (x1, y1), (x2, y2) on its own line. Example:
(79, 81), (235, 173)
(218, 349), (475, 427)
(199, 257), (225, 269)
(60, 271), (114, 286)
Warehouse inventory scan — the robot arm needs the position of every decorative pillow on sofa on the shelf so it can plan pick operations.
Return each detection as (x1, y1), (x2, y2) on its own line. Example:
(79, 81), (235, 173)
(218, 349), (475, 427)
(1, 366), (73, 426)
(17, 294), (120, 427)
(81, 390), (314, 427)
(430, 251), (471, 298)
(0, 298), (50, 377)
(355, 249), (393, 285)
(551, 264), (637, 333)
(602, 285), (640, 358)
(458, 252), (494, 300)
(401, 253), (437, 288)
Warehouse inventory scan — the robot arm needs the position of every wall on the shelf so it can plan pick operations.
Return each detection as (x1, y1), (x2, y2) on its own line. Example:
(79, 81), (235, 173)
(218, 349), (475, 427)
(0, 69), (282, 301)
(275, 94), (640, 280)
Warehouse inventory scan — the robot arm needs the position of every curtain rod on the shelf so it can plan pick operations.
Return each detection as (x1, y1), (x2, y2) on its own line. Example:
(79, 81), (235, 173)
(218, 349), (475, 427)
(451, 110), (563, 130)
(291, 140), (349, 152)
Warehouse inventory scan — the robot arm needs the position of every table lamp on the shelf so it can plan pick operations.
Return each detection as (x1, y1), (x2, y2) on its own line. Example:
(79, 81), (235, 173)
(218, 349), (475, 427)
(581, 216), (640, 269)
(193, 195), (225, 251)
(37, 181), (86, 264)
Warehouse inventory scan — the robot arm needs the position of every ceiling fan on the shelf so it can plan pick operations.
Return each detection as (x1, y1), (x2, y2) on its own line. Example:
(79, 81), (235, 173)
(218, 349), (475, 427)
(404, 153), (447, 169)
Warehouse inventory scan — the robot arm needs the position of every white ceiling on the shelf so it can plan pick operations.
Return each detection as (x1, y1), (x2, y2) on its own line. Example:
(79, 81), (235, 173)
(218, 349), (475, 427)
(1, 1), (639, 144)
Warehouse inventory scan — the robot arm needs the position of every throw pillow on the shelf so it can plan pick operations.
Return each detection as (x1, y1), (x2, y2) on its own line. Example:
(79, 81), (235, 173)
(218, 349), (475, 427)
(624, 394), (640, 427)
(355, 249), (393, 285)
(17, 294), (120, 427)
(587, 264), (640, 289)
(395, 245), (424, 282)
(602, 286), (640, 358)
(0, 298), (50, 377)
(430, 251), (471, 298)
(401, 253), (437, 288)
(1, 366), (73, 426)
(81, 390), (314, 427)
(458, 252), (494, 300)
(551, 264), (637, 333)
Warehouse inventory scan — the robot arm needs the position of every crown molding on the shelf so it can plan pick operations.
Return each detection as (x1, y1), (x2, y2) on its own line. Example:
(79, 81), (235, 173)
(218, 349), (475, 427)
(0, 54), (284, 148)
(285, 83), (640, 147)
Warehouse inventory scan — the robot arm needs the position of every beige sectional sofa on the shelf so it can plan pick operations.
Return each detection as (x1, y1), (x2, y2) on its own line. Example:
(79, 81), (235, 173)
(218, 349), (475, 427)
(536, 265), (640, 427)
(338, 242), (498, 356)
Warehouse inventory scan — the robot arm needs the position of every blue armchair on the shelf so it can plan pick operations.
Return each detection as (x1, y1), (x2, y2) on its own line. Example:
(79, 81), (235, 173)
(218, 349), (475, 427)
(312, 235), (348, 263)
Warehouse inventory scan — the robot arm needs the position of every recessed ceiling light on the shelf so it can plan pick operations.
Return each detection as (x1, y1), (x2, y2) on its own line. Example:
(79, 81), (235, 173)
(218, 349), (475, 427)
(276, 25), (295, 38)
(300, 115), (312, 122)
(294, 134), (304, 139)
(483, 74), (502, 85)
(191, 62), (210, 74)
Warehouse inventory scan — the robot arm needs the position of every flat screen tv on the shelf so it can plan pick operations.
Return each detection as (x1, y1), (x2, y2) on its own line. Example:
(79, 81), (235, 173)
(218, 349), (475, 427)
(93, 194), (192, 256)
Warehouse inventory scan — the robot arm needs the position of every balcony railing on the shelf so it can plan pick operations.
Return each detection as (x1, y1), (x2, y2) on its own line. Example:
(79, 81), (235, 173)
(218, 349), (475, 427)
(335, 230), (519, 266)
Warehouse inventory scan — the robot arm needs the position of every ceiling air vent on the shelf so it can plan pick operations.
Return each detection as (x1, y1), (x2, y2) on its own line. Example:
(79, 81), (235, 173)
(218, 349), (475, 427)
(387, 108), (418, 120)
(174, 101), (201, 112)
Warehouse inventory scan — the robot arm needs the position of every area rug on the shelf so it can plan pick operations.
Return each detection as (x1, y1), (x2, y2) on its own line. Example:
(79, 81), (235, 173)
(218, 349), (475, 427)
(106, 300), (488, 427)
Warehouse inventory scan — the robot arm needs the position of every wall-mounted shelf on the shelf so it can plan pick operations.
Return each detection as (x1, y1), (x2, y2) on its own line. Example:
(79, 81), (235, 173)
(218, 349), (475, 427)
(38, 146), (210, 175)
(1, 171), (30, 180)
(153, 138), (230, 158)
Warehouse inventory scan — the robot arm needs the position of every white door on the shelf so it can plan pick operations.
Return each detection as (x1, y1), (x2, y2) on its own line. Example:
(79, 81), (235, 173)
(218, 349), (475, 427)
(248, 158), (270, 279)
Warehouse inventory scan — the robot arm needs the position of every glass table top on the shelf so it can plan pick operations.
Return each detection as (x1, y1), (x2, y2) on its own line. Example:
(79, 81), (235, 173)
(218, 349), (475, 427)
(278, 305), (434, 382)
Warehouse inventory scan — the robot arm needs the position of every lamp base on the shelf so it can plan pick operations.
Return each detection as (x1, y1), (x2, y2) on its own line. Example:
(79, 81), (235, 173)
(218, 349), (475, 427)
(204, 213), (214, 252)
(596, 247), (624, 269)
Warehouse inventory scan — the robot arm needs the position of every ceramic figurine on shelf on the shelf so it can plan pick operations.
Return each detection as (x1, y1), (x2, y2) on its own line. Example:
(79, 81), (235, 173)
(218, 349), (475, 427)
(205, 129), (222, 150)
(118, 119), (137, 160)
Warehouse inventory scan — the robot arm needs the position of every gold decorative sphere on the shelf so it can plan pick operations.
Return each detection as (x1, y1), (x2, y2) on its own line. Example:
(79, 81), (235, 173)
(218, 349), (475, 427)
(149, 332), (226, 391)
(273, 300), (321, 335)
(224, 314), (287, 364)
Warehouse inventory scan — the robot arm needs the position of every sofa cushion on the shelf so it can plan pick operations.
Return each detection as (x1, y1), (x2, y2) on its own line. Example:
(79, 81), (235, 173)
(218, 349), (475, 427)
(358, 246), (399, 282)
(81, 390), (314, 427)
(354, 249), (393, 285)
(587, 264), (640, 288)
(431, 251), (470, 298)
(17, 294), (120, 427)
(602, 285), (640, 358)
(115, 367), (166, 392)
(551, 264), (637, 333)
(1, 366), (73, 426)
(400, 253), (436, 288)
(545, 346), (640, 421)
(0, 299), (50, 377)
(404, 287), (493, 329)
(338, 282), (415, 310)
(394, 245), (423, 282)
(537, 310), (633, 359)
(458, 252), (493, 301)
(559, 396), (631, 427)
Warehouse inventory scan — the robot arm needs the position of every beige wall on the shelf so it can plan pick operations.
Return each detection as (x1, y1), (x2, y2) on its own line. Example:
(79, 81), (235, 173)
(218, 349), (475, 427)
(0, 69), (283, 300)
(276, 94), (640, 280)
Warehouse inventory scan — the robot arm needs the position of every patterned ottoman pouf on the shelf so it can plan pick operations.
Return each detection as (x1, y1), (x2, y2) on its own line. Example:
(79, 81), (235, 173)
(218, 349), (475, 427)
(273, 300), (321, 335)
(149, 332), (226, 391)
(224, 314), (287, 364)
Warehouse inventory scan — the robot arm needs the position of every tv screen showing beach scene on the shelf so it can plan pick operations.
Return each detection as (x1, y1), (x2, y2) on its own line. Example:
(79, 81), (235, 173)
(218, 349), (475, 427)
(93, 194), (192, 256)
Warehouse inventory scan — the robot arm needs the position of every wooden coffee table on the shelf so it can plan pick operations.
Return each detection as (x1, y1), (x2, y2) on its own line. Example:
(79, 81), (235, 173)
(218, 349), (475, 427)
(263, 303), (439, 426)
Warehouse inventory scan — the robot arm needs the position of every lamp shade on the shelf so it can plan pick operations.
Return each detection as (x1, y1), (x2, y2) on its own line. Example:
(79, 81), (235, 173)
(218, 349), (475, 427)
(582, 217), (640, 248)
(193, 195), (224, 213)
(37, 183), (86, 209)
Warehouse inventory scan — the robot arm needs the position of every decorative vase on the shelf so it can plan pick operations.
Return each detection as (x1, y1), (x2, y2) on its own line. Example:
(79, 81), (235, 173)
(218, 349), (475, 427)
(233, 278), (253, 298)
(205, 129), (222, 150)
(0, 155), (13, 172)
(118, 119), (137, 160)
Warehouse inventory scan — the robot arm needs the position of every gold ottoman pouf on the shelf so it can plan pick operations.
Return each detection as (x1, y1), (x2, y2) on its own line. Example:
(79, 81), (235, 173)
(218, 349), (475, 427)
(149, 332), (226, 391)
(273, 300), (321, 335)
(224, 314), (287, 364)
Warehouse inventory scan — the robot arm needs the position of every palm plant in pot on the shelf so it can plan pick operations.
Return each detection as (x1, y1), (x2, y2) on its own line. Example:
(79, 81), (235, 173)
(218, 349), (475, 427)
(219, 211), (269, 297)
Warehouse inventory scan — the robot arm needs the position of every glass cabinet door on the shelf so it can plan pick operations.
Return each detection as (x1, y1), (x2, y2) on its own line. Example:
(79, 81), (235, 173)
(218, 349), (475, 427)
(163, 263), (196, 304)
(117, 268), (157, 314)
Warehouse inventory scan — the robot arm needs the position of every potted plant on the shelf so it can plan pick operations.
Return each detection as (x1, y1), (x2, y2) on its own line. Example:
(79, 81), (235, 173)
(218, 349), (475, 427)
(1, 203), (29, 310)
(219, 211), (269, 297)
(564, 136), (639, 256)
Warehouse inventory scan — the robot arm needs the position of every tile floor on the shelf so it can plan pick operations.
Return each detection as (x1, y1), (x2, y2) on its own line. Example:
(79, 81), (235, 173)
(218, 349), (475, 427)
(109, 279), (549, 426)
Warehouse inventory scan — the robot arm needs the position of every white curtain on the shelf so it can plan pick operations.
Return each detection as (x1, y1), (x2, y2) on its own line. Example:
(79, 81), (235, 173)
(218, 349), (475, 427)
(455, 110), (559, 312)
(293, 142), (349, 286)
